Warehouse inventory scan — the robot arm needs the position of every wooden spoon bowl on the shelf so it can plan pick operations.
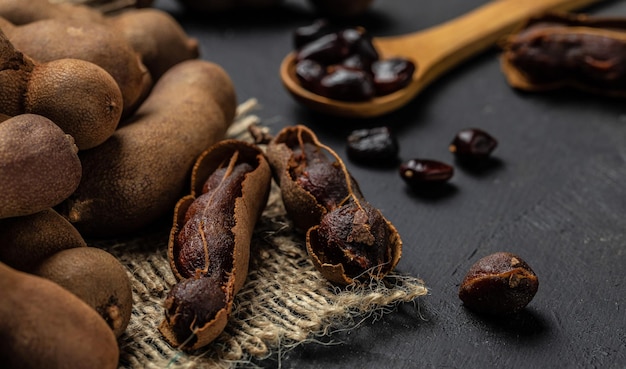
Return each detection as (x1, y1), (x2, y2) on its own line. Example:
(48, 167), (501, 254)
(280, 0), (607, 118)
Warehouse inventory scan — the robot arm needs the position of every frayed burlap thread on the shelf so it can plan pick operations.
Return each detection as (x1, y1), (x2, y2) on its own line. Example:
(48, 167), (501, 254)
(99, 99), (428, 369)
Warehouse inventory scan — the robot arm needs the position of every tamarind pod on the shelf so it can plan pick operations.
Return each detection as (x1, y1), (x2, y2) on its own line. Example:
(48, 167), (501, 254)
(267, 125), (402, 285)
(0, 262), (119, 369)
(33, 247), (133, 338)
(159, 139), (271, 350)
(0, 114), (82, 219)
(0, 29), (123, 150)
(1, 17), (152, 117)
(60, 59), (236, 237)
(501, 12), (626, 97)
(0, 0), (105, 25)
(0, 0), (198, 82)
(107, 8), (200, 80)
(0, 208), (86, 272)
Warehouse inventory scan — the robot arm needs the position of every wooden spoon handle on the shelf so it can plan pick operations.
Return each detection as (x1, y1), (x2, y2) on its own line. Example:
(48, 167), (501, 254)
(377, 0), (607, 87)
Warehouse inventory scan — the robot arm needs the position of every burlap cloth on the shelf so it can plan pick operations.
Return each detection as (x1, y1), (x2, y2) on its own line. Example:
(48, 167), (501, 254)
(93, 99), (428, 369)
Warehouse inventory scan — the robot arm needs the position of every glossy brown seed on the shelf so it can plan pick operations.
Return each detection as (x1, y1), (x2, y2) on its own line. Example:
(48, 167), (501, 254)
(295, 59), (326, 95)
(346, 126), (399, 165)
(372, 58), (416, 95)
(449, 128), (498, 161)
(459, 252), (539, 315)
(319, 66), (375, 101)
(399, 159), (454, 185)
(340, 28), (379, 64)
(296, 32), (351, 65)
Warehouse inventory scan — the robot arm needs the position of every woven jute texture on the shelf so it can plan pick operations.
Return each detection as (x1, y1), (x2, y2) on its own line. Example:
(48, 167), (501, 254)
(94, 100), (428, 369)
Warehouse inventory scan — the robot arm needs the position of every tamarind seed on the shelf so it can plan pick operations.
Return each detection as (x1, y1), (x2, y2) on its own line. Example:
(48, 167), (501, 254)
(295, 59), (326, 95)
(319, 65), (375, 101)
(449, 128), (498, 161)
(399, 159), (454, 186)
(296, 32), (350, 65)
(372, 57), (416, 95)
(346, 126), (399, 165)
(340, 27), (379, 64)
(459, 252), (539, 315)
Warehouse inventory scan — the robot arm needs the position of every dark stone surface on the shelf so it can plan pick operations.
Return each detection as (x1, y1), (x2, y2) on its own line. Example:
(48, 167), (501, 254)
(154, 0), (626, 367)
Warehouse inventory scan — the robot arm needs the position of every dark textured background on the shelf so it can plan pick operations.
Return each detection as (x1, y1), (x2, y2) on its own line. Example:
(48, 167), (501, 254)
(153, 0), (626, 367)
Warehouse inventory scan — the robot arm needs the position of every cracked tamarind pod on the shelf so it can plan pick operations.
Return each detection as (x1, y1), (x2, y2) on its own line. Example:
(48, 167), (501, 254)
(159, 140), (271, 350)
(267, 125), (402, 285)
(501, 12), (626, 98)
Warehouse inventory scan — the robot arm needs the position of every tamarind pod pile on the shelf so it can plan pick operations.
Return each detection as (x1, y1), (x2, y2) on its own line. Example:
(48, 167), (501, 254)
(0, 0), (238, 365)
(60, 59), (237, 238)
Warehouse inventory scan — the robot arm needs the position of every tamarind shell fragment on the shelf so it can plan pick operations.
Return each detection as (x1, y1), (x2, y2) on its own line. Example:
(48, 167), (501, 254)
(501, 12), (626, 98)
(267, 125), (402, 285)
(159, 139), (271, 350)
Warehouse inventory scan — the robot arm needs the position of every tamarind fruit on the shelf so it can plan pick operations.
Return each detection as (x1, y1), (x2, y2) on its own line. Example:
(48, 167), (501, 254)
(0, 0), (106, 25)
(0, 29), (123, 150)
(267, 125), (402, 285)
(33, 247), (133, 337)
(160, 140), (272, 350)
(0, 208), (86, 272)
(59, 59), (237, 237)
(0, 114), (82, 219)
(107, 8), (200, 80)
(0, 0), (199, 81)
(0, 261), (119, 369)
(0, 16), (152, 116)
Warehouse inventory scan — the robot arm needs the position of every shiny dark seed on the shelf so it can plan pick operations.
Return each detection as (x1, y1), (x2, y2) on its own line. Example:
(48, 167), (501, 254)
(319, 66), (375, 101)
(399, 159), (454, 185)
(346, 126), (399, 165)
(340, 28), (379, 63)
(296, 32), (351, 65)
(459, 252), (539, 315)
(372, 58), (416, 95)
(449, 128), (498, 160)
(293, 18), (333, 49)
(295, 59), (326, 95)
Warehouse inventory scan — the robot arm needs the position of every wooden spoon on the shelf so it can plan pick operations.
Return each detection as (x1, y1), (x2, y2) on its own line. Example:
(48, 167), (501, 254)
(280, 0), (607, 118)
